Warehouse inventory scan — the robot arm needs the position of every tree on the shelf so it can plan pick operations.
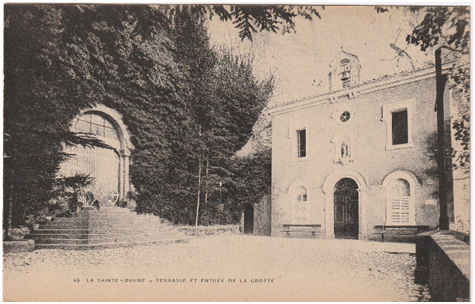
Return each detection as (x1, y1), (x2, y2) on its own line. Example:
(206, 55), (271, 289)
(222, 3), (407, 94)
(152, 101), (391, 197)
(5, 4), (286, 229)
(165, 5), (322, 41)
(4, 4), (192, 227)
(230, 149), (272, 215)
(409, 6), (469, 230)
(378, 6), (469, 230)
(4, 4), (112, 229)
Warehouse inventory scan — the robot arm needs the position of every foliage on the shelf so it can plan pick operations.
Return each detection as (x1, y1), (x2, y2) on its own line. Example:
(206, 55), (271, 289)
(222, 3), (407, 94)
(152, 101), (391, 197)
(165, 5), (323, 41)
(55, 173), (94, 192)
(408, 6), (470, 172)
(406, 7), (469, 53)
(229, 149), (272, 210)
(4, 4), (104, 226)
(5, 4), (279, 226)
(452, 114), (470, 171)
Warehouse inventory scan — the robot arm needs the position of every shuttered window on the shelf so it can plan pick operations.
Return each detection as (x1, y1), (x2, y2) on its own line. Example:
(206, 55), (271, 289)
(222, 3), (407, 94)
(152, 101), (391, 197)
(390, 179), (411, 224)
(391, 196), (410, 224)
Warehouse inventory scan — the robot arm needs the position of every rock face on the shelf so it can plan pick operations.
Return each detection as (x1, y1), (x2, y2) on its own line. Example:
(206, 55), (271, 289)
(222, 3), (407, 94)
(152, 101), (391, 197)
(235, 112), (272, 157)
(26, 207), (188, 250)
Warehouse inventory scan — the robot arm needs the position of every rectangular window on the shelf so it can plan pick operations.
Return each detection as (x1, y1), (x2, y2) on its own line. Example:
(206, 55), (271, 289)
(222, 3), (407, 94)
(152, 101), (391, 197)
(297, 129), (306, 158)
(392, 109), (408, 145)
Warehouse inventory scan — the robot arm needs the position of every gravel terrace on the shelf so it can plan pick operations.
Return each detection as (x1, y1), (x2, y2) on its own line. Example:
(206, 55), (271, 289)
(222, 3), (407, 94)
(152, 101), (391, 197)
(4, 235), (430, 301)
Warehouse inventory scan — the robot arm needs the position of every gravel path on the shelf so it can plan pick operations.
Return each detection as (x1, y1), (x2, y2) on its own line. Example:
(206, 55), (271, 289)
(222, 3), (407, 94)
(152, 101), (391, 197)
(4, 235), (430, 301)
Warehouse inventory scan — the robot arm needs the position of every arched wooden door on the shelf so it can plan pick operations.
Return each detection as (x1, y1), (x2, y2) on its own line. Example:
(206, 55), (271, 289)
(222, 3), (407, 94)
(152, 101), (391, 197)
(334, 178), (359, 239)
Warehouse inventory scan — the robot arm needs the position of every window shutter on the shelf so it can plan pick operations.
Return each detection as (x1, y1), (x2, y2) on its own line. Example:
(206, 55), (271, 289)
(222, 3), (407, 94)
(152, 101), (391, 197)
(391, 196), (410, 224)
(400, 197), (410, 223)
(391, 198), (401, 224)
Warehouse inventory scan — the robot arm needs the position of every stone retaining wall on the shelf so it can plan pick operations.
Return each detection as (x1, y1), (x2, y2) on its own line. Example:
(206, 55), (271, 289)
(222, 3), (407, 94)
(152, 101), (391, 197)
(4, 240), (35, 253)
(415, 231), (469, 302)
(180, 225), (241, 236)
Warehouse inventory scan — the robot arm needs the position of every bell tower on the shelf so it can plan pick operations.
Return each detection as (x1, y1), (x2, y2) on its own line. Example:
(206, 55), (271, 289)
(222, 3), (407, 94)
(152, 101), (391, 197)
(328, 48), (361, 92)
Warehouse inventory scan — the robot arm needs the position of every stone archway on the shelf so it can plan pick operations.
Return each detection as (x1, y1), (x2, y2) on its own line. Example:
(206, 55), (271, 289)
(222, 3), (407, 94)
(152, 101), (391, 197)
(322, 169), (368, 239)
(333, 178), (359, 239)
(60, 105), (134, 207)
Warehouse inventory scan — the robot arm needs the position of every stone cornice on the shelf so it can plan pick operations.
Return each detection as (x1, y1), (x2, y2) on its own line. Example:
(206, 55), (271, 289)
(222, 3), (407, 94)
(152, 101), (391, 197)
(267, 63), (453, 117)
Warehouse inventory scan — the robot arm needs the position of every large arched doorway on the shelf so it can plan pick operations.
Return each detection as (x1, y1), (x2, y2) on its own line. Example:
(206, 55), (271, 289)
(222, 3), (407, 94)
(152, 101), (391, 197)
(333, 178), (359, 239)
(59, 105), (134, 207)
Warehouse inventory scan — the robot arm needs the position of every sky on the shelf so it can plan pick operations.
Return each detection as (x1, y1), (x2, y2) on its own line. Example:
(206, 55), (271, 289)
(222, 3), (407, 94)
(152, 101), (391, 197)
(207, 6), (433, 107)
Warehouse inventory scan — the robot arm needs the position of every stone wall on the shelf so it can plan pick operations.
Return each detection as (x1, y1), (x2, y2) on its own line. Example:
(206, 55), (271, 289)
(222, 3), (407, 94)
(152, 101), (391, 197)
(4, 240), (35, 253)
(415, 231), (469, 301)
(180, 225), (241, 236)
(253, 195), (271, 236)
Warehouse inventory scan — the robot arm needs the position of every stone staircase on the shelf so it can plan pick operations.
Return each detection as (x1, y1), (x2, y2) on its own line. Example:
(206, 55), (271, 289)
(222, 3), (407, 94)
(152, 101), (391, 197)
(27, 207), (189, 250)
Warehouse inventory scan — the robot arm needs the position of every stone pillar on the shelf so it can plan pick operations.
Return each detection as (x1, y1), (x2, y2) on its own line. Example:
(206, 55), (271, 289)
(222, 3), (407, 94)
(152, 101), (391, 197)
(324, 190), (335, 239)
(124, 155), (130, 195)
(118, 149), (131, 202)
(118, 154), (124, 200)
(358, 188), (369, 240)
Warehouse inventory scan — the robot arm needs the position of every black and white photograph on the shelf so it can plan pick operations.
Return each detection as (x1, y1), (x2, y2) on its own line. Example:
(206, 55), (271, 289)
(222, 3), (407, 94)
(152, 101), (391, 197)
(3, 3), (470, 301)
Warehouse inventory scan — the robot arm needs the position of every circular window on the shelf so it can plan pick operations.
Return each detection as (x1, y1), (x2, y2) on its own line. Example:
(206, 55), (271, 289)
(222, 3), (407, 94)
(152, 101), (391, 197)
(340, 111), (351, 123)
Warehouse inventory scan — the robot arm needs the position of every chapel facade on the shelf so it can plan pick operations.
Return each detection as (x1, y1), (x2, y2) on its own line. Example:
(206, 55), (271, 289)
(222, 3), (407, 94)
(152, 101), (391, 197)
(267, 50), (454, 240)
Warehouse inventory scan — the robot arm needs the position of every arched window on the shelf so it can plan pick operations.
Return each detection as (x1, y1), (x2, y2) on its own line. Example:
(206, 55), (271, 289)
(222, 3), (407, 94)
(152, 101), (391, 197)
(390, 179), (411, 224)
(292, 186), (308, 224)
(383, 171), (418, 225)
(75, 113), (119, 141)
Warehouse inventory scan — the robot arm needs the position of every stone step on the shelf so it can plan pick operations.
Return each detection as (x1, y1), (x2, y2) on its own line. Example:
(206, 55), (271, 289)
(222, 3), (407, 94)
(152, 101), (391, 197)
(42, 222), (163, 228)
(34, 235), (159, 244)
(50, 218), (86, 223)
(40, 224), (89, 229)
(30, 228), (183, 237)
(27, 232), (168, 240)
(35, 236), (190, 250)
(27, 207), (186, 250)
(31, 228), (90, 235)
(26, 233), (89, 240)
(43, 219), (170, 226)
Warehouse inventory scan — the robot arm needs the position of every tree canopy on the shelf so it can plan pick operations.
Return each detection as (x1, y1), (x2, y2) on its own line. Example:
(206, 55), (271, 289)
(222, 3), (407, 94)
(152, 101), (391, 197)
(4, 4), (278, 226)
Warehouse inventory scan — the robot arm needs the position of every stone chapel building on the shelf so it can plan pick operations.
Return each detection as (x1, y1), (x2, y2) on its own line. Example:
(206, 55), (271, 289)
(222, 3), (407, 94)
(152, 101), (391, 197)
(267, 50), (455, 240)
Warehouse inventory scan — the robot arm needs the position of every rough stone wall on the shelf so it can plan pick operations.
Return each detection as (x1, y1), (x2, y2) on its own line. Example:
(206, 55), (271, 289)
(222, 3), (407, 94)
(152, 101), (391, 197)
(253, 195), (271, 236)
(180, 225), (241, 236)
(416, 231), (469, 301)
